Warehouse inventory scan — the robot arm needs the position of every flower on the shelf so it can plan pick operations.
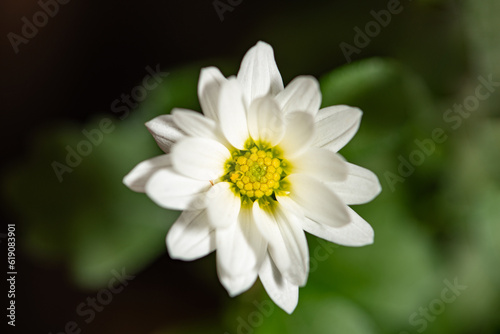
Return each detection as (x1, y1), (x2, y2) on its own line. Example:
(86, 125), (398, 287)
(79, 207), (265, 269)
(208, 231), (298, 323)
(123, 41), (381, 313)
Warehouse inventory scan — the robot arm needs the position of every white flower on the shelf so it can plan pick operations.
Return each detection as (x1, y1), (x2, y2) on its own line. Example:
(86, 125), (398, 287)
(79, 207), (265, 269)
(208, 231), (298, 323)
(123, 41), (381, 313)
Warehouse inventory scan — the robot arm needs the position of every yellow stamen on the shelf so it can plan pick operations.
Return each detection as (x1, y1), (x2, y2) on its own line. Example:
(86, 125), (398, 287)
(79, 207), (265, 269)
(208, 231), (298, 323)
(223, 141), (290, 202)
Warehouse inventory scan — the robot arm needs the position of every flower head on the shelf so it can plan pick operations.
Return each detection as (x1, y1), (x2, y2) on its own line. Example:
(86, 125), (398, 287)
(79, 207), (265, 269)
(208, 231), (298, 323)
(123, 41), (381, 313)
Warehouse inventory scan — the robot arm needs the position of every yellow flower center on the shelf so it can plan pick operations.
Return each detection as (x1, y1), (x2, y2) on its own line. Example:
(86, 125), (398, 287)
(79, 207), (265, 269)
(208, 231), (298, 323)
(223, 141), (290, 203)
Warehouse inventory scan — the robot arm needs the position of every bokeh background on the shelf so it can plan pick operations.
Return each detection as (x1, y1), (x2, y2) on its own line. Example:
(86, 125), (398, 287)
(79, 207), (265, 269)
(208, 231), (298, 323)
(2, 0), (500, 333)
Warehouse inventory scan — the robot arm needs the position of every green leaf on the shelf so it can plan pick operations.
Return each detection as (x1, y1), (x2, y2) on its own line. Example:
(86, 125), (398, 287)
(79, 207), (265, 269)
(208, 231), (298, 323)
(256, 295), (378, 334)
(320, 57), (435, 129)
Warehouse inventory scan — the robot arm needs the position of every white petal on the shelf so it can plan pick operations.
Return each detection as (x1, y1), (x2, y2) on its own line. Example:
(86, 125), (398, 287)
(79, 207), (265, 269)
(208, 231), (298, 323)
(206, 182), (241, 228)
(247, 96), (285, 146)
(166, 210), (216, 260)
(171, 137), (230, 180)
(312, 105), (362, 152)
(286, 174), (350, 227)
(145, 168), (210, 210)
(123, 155), (171, 192)
(237, 41), (284, 104)
(275, 76), (321, 116)
(300, 206), (374, 247)
(145, 115), (186, 153)
(259, 254), (299, 314)
(279, 112), (315, 158)
(218, 78), (250, 149)
(198, 66), (227, 121)
(172, 108), (219, 140)
(290, 148), (348, 182)
(252, 201), (309, 286)
(217, 261), (258, 297)
(216, 206), (266, 276)
(326, 162), (382, 205)
(275, 194), (305, 218)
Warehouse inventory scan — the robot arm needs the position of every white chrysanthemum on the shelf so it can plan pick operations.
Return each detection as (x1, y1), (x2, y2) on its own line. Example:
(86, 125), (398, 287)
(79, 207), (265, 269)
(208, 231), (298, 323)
(123, 41), (381, 313)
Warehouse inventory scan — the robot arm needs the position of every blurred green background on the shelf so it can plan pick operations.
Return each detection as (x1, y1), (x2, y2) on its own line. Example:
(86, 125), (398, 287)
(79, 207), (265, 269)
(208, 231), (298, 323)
(2, 0), (500, 333)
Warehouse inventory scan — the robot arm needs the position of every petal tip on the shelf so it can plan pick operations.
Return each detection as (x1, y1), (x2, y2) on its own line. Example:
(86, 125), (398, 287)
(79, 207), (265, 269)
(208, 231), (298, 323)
(255, 40), (273, 50)
(122, 173), (135, 190)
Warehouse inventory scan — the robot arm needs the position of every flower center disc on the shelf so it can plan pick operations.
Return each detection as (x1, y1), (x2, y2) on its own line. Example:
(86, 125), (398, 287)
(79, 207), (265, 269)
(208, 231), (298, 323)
(224, 142), (289, 202)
